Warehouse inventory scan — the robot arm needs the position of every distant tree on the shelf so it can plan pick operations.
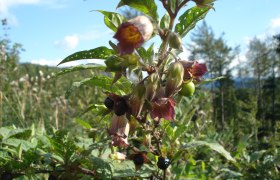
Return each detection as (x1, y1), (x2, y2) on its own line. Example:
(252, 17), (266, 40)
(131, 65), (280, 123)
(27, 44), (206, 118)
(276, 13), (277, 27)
(246, 38), (271, 134)
(188, 21), (237, 131)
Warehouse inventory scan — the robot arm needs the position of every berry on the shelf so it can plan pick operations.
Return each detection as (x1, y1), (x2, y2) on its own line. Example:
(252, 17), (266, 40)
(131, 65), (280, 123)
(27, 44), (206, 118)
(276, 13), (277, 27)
(133, 153), (145, 166)
(104, 97), (114, 109)
(157, 156), (170, 170)
(114, 98), (128, 116)
(179, 81), (195, 97)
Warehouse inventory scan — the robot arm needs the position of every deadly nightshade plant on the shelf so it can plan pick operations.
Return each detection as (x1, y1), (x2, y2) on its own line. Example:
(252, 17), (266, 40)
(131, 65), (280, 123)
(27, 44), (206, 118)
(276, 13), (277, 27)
(57, 0), (222, 179)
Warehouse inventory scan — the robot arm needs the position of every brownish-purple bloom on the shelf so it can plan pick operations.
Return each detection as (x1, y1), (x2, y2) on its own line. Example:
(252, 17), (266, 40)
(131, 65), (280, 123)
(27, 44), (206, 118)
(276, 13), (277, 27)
(113, 16), (153, 55)
(180, 60), (207, 81)
(109, 114), (130, 147)
(151, 98), (176, 121)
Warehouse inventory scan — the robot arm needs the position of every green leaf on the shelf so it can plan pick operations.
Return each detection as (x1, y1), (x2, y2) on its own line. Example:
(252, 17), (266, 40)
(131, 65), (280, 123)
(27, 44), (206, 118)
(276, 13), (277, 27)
(186, 141), (236, 162)
(137, 43), (155, 64)
(54, 64), (105, 77)
(175, 6), (211, 38)
(81, 104), (109, 117)
(65, 76), (131, 98)
(3, 138), (37, 151)
(97, 10), (126, 32)
(0, 127), (14, 140)
(117, 0), (158, 20)
(91, 157), (113, 179)
(75, 118), (92, 129)
(57, 46), (115, 66)
(160, 13), (170, 29)
(7, 129), (32, 140)
(199, 76), (225, 85)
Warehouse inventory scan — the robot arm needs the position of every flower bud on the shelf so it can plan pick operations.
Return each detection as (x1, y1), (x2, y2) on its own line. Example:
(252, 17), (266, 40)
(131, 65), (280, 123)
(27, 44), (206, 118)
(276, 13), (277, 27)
(145, 73), (160, 101)
(129, 84), (146, 117)
(168, 32), (183, 51)
(114, 16), (154, 55)
(165, 62), (184, 97)
(105, 55), (123, 72)
(121, 54), (139, 67)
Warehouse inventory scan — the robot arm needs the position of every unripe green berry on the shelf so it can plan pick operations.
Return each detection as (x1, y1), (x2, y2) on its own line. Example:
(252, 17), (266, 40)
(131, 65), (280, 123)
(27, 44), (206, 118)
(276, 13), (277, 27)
(180, 81), (195, 97)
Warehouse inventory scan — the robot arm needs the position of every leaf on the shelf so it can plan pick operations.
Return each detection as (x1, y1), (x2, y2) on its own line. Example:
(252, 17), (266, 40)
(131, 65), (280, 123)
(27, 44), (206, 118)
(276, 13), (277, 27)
(160, 13), (170, 29)
(7, 129), (32, 140)
(175, 6), (211, 38)
(80, 104), (109, 117)
(117, 0), (158, 20)
(75, 118), (92, 129)
(97, 10), (126, 32)
(137, 43), (155, 64)
(199, 76), (225, 85)
(3, 138), (37, 151)
(91, 157), (113, 179)
(0, 127), (14, 140)
(65, 76), (131, 98)
(54, 64), (105, 77)
(57, 46), (115, 66)
(186, 141), (236, 162)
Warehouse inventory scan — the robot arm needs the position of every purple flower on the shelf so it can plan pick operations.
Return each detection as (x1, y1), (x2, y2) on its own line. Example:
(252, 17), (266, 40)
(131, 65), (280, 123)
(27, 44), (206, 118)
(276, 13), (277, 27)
(113, 16), (153, 55)
(109, 114), (130, 147)
(151, 98), (176, 121)
(180, 60), (207, 81)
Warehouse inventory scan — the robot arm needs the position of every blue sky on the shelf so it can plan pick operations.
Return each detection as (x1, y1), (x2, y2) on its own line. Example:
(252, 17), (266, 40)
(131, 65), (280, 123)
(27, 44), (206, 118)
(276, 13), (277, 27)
(1, 0), (280, 67)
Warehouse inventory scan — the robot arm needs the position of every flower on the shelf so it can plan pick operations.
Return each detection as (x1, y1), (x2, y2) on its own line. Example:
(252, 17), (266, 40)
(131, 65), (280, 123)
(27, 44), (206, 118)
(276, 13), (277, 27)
(114, 16), (153, 55)
(151, 97), (176, 121)
(109, 114), (130, 147)
(180, 60), (207, 81)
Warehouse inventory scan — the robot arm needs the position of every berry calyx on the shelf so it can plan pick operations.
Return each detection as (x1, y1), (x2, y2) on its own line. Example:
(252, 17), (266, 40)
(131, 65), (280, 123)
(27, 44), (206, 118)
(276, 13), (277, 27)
(157, 156), (170, 170)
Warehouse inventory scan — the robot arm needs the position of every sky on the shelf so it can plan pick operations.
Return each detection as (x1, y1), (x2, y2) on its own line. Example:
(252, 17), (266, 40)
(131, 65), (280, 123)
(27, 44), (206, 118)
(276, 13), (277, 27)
(0, 0), (280, 67)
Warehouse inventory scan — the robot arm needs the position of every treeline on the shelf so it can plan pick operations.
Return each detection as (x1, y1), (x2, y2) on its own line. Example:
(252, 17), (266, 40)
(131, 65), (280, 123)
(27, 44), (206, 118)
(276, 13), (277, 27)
(188, 21), (280, 145)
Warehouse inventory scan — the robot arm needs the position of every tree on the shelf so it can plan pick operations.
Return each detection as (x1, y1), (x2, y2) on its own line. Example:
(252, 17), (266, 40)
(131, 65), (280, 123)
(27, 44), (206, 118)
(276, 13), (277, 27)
(188, 21), (237, 130)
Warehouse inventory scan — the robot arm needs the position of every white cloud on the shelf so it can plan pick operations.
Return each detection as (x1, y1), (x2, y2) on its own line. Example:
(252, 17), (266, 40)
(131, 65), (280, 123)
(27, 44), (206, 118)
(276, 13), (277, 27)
(54, 34), (80, 50)
(267, 16), (280, 35)
(54, 30), (111, 51)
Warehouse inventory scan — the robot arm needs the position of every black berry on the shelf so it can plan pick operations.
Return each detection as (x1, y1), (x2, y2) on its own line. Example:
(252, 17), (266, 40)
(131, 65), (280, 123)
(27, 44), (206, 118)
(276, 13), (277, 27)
(133, 153), (145, 166)
(104, 97), (114, 109)
(114, 98), (128, 116)
(157, 156), (170, 170)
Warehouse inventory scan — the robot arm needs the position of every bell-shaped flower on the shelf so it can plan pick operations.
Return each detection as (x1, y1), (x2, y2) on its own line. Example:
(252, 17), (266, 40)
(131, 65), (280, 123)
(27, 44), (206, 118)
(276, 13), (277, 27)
(180, 60), (207, 81)
(151, 96), (176, 121)
(109, 114), (130, 147)
(114, 16), (153, 55)
(150, 87), (176, 121)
